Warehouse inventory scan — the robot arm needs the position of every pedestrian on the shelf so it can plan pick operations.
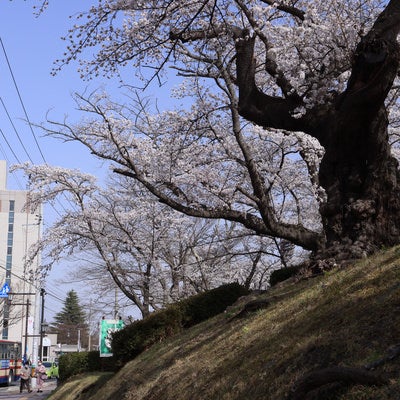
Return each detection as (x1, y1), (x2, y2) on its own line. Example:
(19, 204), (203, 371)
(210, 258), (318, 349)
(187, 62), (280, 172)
(35, 360), (47, 393)
(20, 362), (32, 393)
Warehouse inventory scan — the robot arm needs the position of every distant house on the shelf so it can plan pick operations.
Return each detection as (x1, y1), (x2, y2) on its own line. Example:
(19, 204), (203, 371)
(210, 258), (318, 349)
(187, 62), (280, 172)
(42, 333), (58, 362)
(42, 332), (90, 362)
(54, 343), (87, 356)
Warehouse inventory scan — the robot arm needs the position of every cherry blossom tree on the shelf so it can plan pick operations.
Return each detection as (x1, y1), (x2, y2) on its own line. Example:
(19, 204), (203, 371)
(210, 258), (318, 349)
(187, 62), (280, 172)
(38, 88), (321, 264)
(41, 0), (400, 267)
(16, 164), (292, 317)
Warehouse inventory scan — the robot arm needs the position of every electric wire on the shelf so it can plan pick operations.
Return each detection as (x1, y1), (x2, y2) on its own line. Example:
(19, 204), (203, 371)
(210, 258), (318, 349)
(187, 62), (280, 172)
(0, 37), (77, 218)
(0, 97), (34, 163)
(0, 140), (24, 189)
(0, 37), (46, 163)
(44, 305), (60, 315)
(44, 305), (58, 313)
(45, 290), (64, 303)
(45, 289), (65, 304)
(0, 262), (38, 288)
(0, 126), (22, 164)
(0, 35), (103, 323)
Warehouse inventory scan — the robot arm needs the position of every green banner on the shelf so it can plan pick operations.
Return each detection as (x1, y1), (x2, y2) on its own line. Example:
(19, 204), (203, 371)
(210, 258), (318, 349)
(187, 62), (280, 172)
(99, 319), (124, 357)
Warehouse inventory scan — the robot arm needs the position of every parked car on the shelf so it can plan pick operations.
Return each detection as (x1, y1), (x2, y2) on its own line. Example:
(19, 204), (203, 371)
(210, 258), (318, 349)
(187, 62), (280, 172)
(42, 361), (59, 379)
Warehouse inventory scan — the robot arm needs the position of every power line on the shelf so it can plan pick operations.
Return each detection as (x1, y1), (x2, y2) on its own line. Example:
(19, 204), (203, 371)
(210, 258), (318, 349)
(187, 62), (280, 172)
(0, 140), (24, 189)
(0, 261), (38, 287)
(0, 126), (22, 164)
(44, 304), (61, 316)
(45, 289), (65, 303)
(0, 36), (86, 224)
(0, 97), (33, 163)
(0, 37), (46, 163)
(0, 37), (102, 320)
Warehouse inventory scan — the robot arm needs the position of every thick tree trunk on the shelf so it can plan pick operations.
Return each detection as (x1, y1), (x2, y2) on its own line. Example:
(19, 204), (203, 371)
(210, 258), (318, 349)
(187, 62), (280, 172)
(318, 106), (400, 262)
(173, 0), (400, 264)
(315, 26), (400, 263)
(234, 2), (400, 264)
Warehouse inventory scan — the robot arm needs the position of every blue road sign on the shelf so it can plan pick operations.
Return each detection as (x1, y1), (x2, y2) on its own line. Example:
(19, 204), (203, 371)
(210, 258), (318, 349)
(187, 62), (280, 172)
(0, 283), (10, 298)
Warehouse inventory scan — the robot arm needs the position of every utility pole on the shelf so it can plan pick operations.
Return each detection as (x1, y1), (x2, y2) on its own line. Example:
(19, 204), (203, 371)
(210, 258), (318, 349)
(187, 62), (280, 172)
(114, 287), (118, 319)
(24, 299), (30, 362)
(38, 289), (45, 361)
(88, 300), (92, 351)
(8, 292), (36, 363)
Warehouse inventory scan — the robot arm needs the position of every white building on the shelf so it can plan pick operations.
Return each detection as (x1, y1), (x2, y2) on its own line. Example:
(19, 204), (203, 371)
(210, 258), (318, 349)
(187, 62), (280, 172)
(0, 160), (42, 363)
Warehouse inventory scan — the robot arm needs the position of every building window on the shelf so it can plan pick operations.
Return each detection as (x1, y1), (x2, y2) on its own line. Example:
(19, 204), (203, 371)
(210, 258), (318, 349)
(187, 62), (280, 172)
(2, 201), (15, 339)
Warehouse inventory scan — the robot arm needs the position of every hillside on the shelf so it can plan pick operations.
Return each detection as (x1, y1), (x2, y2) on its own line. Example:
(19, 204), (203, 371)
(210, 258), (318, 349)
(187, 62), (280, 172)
(48, 247), (400, 400)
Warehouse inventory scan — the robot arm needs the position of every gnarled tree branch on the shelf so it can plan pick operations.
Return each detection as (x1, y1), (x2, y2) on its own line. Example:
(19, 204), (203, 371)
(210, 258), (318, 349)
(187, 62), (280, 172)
(113, 167), (322, 251)
(234, 29), (308, 132)
(337, 0), (400, 111)
(259, 0), (305, 21)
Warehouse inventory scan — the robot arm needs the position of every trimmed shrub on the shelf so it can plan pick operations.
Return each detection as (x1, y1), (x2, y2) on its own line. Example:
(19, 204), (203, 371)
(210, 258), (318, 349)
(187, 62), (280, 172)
(58, 351), (116, 382)
(112, 305), (184, 364)
(58, 352), (88, 382)
(86, 351), (115, 372)
(179, 282), (250, 327)
(269, 266), (300, 286)
(112, 282), (249, 364)
(57, 284), (249, 377)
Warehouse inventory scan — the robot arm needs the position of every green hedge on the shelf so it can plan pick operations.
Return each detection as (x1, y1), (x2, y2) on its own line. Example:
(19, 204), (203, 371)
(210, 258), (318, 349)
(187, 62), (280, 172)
(58, 352), (88, 382)
(112, 283), (249, 364)
(58, 351), (116, 382)
(269, 266), (300, 286)
(58, 283), (249, 378)
(112, 305), (184, 364)
(180, 282), (249, 327)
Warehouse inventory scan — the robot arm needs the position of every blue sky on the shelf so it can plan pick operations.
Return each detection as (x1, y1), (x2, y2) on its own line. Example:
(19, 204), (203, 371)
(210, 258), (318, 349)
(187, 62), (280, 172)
(0, 1), (182, 323)
(0, 1), (130, 320)
(0, 1), (105, 180)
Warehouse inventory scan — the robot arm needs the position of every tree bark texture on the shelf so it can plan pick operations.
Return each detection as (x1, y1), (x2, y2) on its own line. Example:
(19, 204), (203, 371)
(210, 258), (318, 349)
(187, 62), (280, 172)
(235, 1), (400, 262)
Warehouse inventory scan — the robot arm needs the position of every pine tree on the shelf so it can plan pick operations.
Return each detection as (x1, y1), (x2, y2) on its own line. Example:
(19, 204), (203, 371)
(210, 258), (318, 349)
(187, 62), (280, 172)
(50, 290), (89, 348)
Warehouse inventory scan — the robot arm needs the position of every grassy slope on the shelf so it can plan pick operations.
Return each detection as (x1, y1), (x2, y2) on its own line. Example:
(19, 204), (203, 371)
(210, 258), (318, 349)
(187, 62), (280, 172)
(48, 246), (400, 400)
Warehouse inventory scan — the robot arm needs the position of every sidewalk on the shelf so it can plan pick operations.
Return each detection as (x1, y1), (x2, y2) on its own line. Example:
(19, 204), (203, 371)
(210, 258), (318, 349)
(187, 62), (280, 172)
(0, 378), (57, 399)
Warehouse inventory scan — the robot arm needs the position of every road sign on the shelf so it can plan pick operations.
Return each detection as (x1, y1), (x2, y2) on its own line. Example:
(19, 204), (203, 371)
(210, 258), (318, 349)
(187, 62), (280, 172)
(0, 283), (10, 298)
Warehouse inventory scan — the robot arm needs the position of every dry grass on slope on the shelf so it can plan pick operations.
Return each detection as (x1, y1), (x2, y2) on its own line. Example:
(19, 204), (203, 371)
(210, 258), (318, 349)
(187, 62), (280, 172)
(49, 246), (400, 400)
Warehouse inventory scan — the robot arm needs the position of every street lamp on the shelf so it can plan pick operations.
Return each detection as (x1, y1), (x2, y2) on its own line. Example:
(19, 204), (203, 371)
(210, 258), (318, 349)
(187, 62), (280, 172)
(39, 322), (48, 360)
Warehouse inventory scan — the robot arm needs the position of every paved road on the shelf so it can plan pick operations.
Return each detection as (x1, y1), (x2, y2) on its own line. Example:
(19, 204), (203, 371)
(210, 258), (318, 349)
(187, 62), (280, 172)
(0, 379), (57, 399)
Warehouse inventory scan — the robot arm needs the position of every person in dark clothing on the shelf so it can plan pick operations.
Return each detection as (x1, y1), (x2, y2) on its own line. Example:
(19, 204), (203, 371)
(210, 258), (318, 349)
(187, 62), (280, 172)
(20, 362), (32, 393)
